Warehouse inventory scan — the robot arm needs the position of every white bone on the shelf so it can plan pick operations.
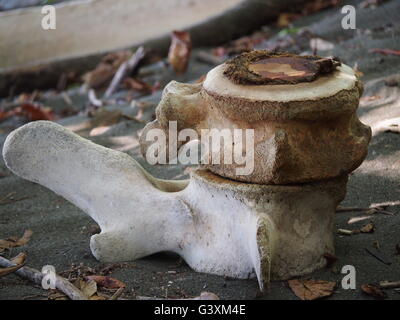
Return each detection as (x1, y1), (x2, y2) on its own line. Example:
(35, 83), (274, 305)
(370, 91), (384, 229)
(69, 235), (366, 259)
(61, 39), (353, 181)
(2, 121), (347, 290)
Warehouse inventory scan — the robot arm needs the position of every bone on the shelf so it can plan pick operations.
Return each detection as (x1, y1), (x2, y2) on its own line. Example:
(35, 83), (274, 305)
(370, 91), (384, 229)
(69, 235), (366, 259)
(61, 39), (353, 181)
(145, 57), (371, 185)
(2, 121), (347, 290)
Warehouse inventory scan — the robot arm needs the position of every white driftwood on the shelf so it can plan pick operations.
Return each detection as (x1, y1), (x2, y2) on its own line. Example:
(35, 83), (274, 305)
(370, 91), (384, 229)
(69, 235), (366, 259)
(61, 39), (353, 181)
(0, 0), (243, 70)
(103, 46), (145, 99)
(0, 256), (87, 300)
(3, 121), (347, 290)
(379, 280), (400, 289)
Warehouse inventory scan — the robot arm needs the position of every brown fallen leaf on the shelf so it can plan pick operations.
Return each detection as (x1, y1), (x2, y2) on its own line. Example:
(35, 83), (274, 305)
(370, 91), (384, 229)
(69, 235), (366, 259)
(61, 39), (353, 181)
(360, 222), (375, 233)
(277, 13), (301, 27)
(288, 279), (336, 300)
(11, 252), (27, 265)
(82, 51), (131, 89)
(15, 103), (54, 121)
(86, 275), (126, 289)
(361, 284), (387, 299)
(124, 77), (154, 94)
(323, 253), (338, 267)
(79, 279), (97, 298)
(168, 31), (192, 74)
(302, 0), (341, 15)
(0, 103), (54, 122)
(0, 230), (33, 250)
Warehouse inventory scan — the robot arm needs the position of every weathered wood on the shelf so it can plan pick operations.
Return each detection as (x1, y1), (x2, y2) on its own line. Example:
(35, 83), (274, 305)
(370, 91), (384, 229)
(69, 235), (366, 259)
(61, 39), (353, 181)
(0, 256), (88, 300)
(0, 0), (310, 97)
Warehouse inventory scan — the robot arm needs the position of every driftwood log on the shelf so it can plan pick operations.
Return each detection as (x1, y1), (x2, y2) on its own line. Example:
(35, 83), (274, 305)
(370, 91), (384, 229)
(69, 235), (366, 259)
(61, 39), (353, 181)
(0, 0), (310, 97)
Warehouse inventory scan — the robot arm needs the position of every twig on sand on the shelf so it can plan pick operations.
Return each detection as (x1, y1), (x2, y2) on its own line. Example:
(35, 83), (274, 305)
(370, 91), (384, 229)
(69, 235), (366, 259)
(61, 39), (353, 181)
(336, 205), (394, 215)
(103, 46), (145, 99)
(0, 256), (87, 300)
(379, 280), (400, 289)
(110, 287), (125, 300)
(88, 89), (103, 108)
(365, 248), (391, 266)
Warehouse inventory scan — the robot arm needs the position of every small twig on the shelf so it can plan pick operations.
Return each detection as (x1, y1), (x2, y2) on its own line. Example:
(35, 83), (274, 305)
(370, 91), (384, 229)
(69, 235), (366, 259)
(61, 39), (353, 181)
(110, 287), (125, 300)
(88, 89), (103, 108)
(61, 92), (73, 107)
(104, 46), (145, 99)
(379, 280), (400, 289)
(0, 256), (87, 300)
(365, 248), (391, 266)
(336, 205), (394, 215)
(337, 229), (356, 236)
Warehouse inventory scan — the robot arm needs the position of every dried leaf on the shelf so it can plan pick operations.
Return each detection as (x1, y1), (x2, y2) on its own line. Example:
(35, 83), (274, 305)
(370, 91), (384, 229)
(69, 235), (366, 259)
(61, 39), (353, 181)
(0, 103), (54, 122)
(0, 263), (24, 277)
(361, 284), (387, 299)
(48, 291), (68, 300)
(277, 13), (301, 27)
(124, 77), (153, 93)
(168, 31), (192, 74)
(323, 253), (338, 267)
(80, 279), (98, 298)
(0, 230), (33, 250)
(11, 252), (27, 265)
(302, 0), (341, 15)
(14, 103), (54, 121)
(360, 222), (375, 233)
(86, 275), (126, 289)
(288, 279), (336, 300)
(82, 51), (131, 88)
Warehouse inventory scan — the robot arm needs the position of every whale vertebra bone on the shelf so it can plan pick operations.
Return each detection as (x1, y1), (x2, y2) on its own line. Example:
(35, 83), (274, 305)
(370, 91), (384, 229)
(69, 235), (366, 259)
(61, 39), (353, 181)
(2, 121), (347, 290)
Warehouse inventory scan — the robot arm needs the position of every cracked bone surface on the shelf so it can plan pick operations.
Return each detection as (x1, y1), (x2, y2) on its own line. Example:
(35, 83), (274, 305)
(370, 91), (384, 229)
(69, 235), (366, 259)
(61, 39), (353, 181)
(3, 121), (347, 290)
(143, 51), (371, 184)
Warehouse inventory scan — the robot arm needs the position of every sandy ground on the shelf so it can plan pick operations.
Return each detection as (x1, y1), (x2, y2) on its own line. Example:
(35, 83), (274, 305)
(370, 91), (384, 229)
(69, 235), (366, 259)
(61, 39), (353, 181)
(0, 0), (399, 300)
